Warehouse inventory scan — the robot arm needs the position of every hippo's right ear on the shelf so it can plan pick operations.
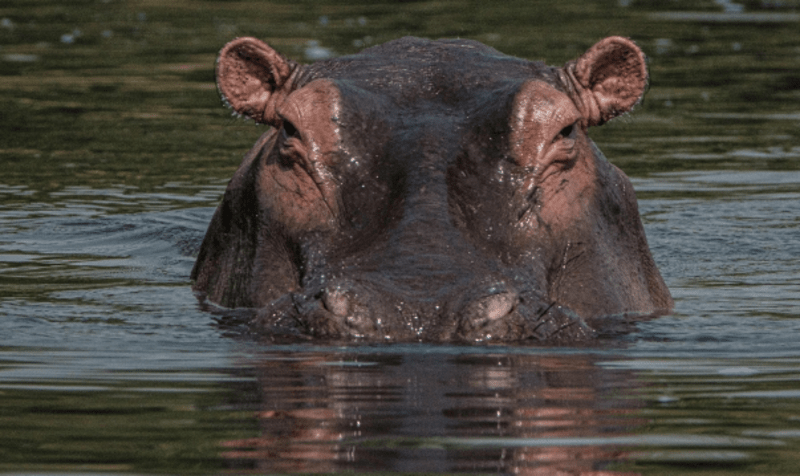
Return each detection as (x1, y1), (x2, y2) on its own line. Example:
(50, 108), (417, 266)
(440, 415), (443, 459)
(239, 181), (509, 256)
(566, 36), (648, 127)
(216, 37), (300, 125)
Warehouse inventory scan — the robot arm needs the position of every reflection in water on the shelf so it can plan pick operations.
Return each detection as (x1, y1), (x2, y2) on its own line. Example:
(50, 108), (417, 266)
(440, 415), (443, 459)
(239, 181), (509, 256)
(222, 350), (642, 474)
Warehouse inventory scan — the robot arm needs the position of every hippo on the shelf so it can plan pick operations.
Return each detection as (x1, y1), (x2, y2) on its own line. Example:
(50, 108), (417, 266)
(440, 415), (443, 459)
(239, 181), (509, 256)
(192, 35), (673, 342)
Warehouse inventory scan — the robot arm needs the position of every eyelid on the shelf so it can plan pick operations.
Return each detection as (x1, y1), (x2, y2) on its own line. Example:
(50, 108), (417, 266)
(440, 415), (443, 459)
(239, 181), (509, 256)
(278, 117), (305, 166)
(280, 116), (302, 141)
(285, 121), (300, 139)
(554, 121), (578, 142)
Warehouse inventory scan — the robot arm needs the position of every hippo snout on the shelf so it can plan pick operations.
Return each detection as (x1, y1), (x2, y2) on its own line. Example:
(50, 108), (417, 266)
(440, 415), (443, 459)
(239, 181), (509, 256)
(255, 277), (594, 342)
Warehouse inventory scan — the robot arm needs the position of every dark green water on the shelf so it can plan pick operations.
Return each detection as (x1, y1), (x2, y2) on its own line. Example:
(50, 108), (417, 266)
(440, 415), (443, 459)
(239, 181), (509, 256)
(2, 0), (800, 474)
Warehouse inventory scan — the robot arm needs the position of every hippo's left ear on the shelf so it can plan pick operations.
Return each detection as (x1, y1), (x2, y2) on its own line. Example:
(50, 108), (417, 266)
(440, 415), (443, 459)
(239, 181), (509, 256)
(216, 37), (300, 125)
(566, 36), (648, 126)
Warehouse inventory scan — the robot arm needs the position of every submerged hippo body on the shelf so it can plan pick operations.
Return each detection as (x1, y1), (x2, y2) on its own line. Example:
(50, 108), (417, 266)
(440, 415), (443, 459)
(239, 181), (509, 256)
(192, 36), (673, 342)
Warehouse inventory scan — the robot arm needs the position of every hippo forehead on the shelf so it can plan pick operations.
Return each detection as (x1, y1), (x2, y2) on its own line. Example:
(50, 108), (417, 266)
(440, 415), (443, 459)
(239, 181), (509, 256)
(303, 37), (562, 107)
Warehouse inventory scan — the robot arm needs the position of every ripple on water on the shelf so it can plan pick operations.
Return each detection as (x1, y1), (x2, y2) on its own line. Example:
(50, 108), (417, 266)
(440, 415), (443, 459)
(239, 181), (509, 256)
(3, 0), (800, 473)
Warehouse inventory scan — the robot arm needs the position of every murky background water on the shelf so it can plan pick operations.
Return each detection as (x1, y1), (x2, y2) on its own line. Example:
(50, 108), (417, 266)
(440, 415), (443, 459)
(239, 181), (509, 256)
(2, 0), (800, 474)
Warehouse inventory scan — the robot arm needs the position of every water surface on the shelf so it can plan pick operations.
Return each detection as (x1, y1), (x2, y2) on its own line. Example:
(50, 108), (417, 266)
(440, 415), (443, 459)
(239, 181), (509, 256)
(2, 0), (800, 474)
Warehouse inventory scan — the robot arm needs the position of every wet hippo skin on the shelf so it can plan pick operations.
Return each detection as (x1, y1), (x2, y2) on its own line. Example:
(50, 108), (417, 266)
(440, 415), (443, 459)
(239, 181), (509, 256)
(192, 35), (673, 342)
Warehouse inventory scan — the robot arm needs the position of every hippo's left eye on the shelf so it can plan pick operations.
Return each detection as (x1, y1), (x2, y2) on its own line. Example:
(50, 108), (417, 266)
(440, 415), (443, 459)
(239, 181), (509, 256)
(280, 119), (302, 142)
(554, 122), (577, 142)
(278, 118), (307, 166)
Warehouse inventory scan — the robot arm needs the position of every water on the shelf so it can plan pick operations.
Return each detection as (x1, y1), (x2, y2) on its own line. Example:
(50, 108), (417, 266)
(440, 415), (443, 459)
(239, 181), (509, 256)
(2, 0), (800, 473)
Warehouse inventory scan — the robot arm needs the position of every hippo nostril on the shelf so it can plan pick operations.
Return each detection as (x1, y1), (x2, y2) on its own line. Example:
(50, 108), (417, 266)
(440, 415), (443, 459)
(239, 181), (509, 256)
(477, 291), (517, 322)
(322, 287), (351, 317)
(317, 284), (385, 338)
(456, 290), (520, 342)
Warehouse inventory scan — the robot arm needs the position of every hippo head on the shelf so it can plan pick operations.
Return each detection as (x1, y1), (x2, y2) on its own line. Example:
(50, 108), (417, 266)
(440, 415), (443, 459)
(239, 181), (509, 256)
(192, 36), (673, 342)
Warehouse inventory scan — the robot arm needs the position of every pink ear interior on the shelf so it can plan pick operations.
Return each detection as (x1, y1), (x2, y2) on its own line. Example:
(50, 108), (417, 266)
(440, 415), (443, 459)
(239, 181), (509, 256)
(216, 37), (294, 124)
(573, 36), (648, 125)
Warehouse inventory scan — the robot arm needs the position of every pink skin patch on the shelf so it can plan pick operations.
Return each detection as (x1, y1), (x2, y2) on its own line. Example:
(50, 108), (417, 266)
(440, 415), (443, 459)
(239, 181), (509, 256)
(509, 81), (596, 234)
(258, 80), (343, 233)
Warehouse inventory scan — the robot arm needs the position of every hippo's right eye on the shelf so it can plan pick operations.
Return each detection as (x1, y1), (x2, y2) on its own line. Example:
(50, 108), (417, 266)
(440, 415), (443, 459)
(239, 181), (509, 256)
(281, 120), (301, 142)
(278, 119), (306, 166)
